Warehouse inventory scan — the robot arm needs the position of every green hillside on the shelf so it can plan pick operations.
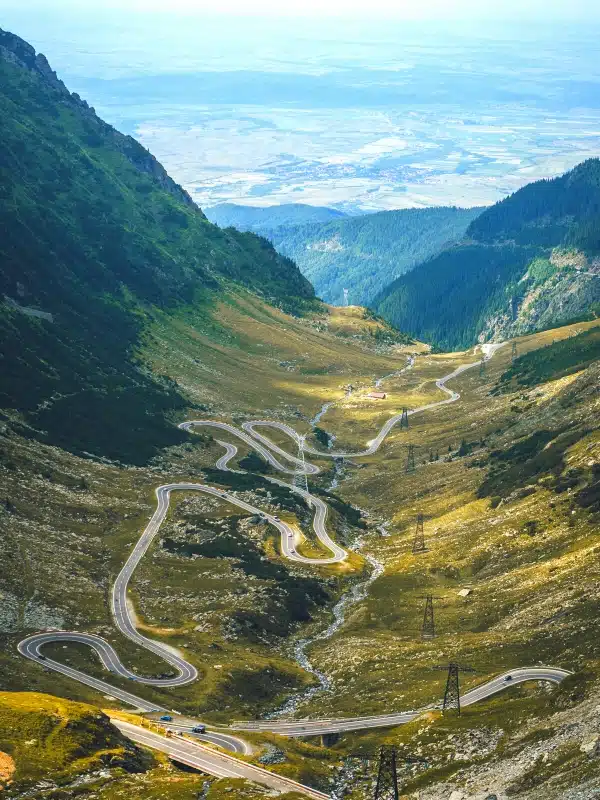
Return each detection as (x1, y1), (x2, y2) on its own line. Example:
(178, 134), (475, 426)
(374, 159), (600, 349)
(204, 202), (346, 232)
(0, 29), (314, 464)
(261, 206), (482, 305)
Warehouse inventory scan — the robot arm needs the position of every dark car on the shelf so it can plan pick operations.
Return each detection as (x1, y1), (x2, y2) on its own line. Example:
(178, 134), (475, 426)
(192, 724), (206, 734)
(504, 675), (513, 681)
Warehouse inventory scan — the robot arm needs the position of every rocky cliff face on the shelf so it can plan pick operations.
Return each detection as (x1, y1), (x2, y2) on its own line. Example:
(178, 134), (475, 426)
(478, 247), (600, 343)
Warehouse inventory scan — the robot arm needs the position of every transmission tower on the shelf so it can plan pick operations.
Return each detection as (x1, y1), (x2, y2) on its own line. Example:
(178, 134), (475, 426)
(400, 407), (409, 429)
(374, 745), (399, 800)
(511, 341), (518, 362)
(412, 513), (426, 554)
(435, 663), (476, 714)
(479, 358), (487, 379)
(343, 288), (349, 307)
(405, 444), (416, 473)
(419, 594), (436, 639)
(293, 436), (308, 493)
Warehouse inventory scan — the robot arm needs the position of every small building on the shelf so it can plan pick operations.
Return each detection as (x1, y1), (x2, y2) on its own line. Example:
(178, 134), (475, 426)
(367, 392), (387, 400)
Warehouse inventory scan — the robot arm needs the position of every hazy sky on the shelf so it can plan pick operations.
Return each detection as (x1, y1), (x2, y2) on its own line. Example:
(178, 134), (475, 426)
(4, 0), (600, 19)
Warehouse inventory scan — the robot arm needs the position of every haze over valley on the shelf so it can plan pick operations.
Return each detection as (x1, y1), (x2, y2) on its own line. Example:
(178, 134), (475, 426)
(5, 9), (600, 211)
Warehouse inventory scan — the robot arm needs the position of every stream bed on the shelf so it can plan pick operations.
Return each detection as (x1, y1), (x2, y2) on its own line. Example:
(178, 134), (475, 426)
(266, 548), (383, 719)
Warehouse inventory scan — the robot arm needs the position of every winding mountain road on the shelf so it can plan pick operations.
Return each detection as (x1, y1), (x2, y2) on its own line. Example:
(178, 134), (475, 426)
(18, 342), (571, 790)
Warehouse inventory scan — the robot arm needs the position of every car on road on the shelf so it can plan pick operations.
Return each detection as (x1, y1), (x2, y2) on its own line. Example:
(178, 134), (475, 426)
(37, 654), (47, 660)
(274, 515), (280, 521)
(159, 715), (173, 722)
(192, 724), (206, 733)
(504, 675), (513, 681)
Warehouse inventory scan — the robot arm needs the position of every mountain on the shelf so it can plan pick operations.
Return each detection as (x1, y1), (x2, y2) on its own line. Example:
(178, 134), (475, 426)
(264, 206), (484, 306)
(204, 202), (347, 232)
(374, 159), (600, 350)
(0, 29), (314, 464)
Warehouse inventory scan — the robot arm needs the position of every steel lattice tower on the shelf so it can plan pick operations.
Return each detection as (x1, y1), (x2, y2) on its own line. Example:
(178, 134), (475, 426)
(436, 662), (476, 714)
(511, 341), (518, 361)
(374, 745), (399, 800)
(421, 594), (435, 639)
(400, 407), (409, 429)
(479, 358), (487, 378)
(406, 444), (416, 473)
(412, 513), (426, 554)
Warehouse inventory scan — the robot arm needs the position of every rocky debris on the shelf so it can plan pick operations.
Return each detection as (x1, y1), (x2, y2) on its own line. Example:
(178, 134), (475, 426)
(258, 744), (286, 765)
(23, 599), (64, 630)
(0, 591), (20, 632)
(409, 687), (600, 800)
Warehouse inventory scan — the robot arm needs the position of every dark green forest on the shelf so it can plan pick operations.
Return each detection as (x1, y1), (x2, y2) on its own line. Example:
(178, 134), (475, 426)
(232, 206), (482, 306)
(0, 30), (314, 464)
(205, 202), (346, 232)
(374, 159), (600, 349)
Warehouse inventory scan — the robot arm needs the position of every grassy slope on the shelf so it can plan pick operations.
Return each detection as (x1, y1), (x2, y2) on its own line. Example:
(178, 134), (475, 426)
(3, 305), (600, 797)
(0, 691), (152, 793)
(0, 299), (410, 717)
(0, 29), (313, 464)
(278, 319), (600, 797)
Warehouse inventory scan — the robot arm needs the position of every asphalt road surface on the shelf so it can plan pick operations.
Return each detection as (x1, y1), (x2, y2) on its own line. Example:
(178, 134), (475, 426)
(18, 342), (571, 787)
(113, 719), (329, 799)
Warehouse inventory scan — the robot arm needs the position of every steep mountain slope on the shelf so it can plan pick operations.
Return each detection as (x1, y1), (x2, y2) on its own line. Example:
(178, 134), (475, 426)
(0, 29), (313, 464)
(204, 202), (347, 232)
(251, 206), (482, 306)
(374, 159), (600, 349)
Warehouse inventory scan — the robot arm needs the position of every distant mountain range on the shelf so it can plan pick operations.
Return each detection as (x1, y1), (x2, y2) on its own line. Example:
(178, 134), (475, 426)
(204, 202), (347, 232)
(207, 203), (482, 306)
(374, 159), (600, 349)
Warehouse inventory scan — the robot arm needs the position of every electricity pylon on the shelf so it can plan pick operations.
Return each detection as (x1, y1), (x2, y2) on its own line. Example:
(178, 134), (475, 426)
(479, 358), (487, 379)
(371, 746), (428, 799)
(374, 745), (399, 800)
(412, 513), (426, 554)
(419, 594), (436, 639)
(405, 444), (416, 473)
(400, 407), (409, 429)
(293, 436), (308, 493)
(343, 288), (349, 307)
(511, 341), (518, 362)
(435, 663), (476, 714)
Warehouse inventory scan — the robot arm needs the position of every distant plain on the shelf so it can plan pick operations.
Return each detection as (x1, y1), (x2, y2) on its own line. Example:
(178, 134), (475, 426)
(4, 10), (600, 211)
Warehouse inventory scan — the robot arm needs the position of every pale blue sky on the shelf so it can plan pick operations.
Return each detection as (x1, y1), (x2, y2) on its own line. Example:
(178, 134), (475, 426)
(3, 0), (600, 19)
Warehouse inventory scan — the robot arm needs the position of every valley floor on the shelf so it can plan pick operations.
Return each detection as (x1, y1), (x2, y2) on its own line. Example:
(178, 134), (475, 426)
(2, 303), (600, 799)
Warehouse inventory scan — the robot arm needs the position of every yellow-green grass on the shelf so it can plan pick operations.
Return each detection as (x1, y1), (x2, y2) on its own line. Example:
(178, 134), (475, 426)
(294, 320), (600, 721)
(0, 691), (148, 789)
(142, 292), (408, 418)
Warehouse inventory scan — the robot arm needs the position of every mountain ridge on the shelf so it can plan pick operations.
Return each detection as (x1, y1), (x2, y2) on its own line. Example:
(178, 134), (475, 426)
(0, 28), (315, 464)
(374, 159), (600, 349)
